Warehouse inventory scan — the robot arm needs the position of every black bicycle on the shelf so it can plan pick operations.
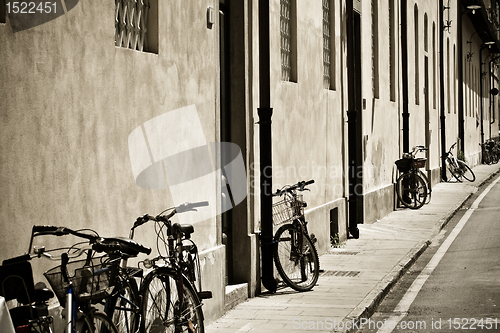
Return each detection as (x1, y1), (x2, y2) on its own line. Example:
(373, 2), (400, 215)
(272, 180), (320, 292)
(1, 247), (55, 333)
(395, 146), (430, 209)
(5, 225), (148, 333)
(129, 202), (212, 333)
(445, 142), (475, 182)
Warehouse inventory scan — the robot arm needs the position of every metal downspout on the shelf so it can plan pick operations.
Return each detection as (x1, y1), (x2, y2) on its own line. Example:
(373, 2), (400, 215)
(258, 0), (276, 293)
(439, 0), (447, 181)
(401, 0), (410, 153)
(458, 5), (465, 153)
(480, 46), (486, 158)
(489, 56), (500, 128)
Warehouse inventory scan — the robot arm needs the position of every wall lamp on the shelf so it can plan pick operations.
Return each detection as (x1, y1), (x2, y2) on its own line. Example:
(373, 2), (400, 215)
(466, 5), (482, 15)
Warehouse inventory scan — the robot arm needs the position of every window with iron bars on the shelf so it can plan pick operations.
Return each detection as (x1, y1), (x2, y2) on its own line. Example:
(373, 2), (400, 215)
(323, 0), (335, 90)
(281, 0), (296, 82)
(115, 0), (158, 53)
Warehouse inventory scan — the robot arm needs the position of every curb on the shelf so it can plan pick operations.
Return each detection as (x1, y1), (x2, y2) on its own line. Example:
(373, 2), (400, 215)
(338, 169), (500, 333)
(339, 240), (430, 333)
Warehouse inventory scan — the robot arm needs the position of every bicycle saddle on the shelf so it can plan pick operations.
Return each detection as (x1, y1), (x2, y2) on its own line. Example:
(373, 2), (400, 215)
(173, 223), (194, 239)
(33, 282), (54, 302)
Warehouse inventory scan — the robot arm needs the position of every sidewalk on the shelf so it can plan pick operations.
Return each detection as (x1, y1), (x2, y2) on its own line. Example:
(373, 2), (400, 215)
(205, 164), (500, 333)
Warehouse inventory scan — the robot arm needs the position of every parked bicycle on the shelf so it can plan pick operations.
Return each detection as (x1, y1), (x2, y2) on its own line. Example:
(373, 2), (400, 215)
(271, 180), (320, 292)
(395, 146), (431, 209)
(445, 142), (476, 182)
(1, 247), (55, 332)
(481, 140), (500, 165)
(124, 202), (212, 333)
(1, 225), (148, 333)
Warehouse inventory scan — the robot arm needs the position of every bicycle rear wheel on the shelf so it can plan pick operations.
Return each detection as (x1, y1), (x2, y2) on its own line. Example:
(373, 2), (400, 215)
(140, 268), (204, 333)
(273, 223), (320, 292)
(418, 170), (432, 204)
(396, 172), (428, 209)
(457, 160), (475, 182)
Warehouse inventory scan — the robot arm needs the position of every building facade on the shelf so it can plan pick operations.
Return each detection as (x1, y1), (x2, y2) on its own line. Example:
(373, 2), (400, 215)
(1, 0), (499, 324)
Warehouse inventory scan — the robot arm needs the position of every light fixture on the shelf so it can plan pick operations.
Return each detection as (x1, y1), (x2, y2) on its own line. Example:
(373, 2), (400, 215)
(467, 5), (482, 14)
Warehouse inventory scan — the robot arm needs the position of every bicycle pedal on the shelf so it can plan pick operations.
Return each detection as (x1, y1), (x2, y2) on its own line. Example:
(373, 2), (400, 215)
(198, 291), (212, 299)
(310, 233), (317, 244)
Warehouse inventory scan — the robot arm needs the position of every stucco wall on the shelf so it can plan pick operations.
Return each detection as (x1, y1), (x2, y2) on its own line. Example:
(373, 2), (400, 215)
(0, 0), (225, 322)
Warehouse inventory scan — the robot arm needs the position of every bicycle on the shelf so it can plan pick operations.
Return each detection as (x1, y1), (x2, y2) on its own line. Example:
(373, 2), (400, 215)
(481, 140), (499, 165)
(1, 248), (55, 333)
(100, 236), (152, 333)
(395, 146), (431, 209)
(271, 180), (320, 292)
(27, 225), (145, 333)
(129, 202), (212, 333)
(445, 142), (476, 182)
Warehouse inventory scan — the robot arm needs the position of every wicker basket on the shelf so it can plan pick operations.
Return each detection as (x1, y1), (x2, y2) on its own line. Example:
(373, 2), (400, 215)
(395, 158), (412, 173)
(413, 157), (427, 169)
(272, 195), (304, 226)
(44, 256), (115, 307)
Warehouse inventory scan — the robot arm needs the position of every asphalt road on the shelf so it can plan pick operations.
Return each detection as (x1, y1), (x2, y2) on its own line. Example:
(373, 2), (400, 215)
(356, 175), (500, 333)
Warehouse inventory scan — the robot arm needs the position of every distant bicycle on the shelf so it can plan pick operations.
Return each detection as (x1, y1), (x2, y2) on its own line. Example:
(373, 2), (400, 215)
(481, 140), (500, 165)
(395, 146), (431, 209)
(272, 180), (320, 292)
(445, 142), (475, 182)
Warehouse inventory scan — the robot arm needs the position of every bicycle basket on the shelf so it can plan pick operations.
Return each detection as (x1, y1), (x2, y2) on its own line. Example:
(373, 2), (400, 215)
(44, 255), (116, 307)
(413, 157), (427, 169)
(272, 195), (304, 226)
(395, 158), (412, 173)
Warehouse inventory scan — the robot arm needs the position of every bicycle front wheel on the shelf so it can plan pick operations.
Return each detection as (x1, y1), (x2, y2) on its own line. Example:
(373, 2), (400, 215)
(273, 223), (320, 292)
(457, 160), (475, 182)
(77, 310), (119, 333)
(396, 172), (428, 209)
(106, 278), (140, 333)
(446, 158), (463, 182)
(418, 170), (432, 204)
(140, 268), (204, 333)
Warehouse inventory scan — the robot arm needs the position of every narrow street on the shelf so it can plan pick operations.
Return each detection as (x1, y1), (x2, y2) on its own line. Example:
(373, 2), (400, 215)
(356, 175), (500, 333)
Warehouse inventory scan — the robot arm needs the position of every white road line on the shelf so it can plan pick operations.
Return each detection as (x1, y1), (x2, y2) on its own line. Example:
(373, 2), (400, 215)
(376, 175), (500, 333)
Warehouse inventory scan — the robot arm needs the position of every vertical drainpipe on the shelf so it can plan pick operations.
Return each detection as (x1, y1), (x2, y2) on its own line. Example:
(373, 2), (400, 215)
(439, 0), (447, 181)
(346, 0), (359, 238)
(258, 0), (277, 293)
(480, 45), (486, 157)
(401, 0), (410, 153)
(490, 56), (500, 128)
(458, 5), (465, 153)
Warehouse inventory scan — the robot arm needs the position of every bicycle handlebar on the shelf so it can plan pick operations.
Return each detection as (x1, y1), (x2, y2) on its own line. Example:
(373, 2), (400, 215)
(273, 179), (315, 197)
(30, 225), (151, 257)
(133, 201), (209, 229)
(32, 225), (98, 241)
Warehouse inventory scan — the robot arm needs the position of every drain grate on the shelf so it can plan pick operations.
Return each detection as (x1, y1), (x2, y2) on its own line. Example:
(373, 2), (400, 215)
(321, 270), (361, 277)
(328, 251), (359, 255)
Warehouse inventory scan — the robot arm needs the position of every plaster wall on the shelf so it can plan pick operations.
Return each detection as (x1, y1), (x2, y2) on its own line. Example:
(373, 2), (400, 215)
(253, 0), (348, 249)
(0, 0), (226, 322)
